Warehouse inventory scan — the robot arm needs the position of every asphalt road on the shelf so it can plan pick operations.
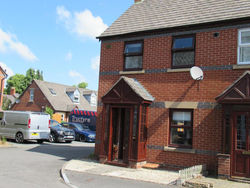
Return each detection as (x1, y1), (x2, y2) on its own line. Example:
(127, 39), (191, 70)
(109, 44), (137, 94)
(0, 141), (94, 188)
(66, 170), (178, 188)
(0, 141), (178, 188)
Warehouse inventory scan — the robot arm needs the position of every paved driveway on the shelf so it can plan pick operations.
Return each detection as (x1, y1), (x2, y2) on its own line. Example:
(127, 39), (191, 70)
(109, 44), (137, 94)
(0, 141), (94, 188)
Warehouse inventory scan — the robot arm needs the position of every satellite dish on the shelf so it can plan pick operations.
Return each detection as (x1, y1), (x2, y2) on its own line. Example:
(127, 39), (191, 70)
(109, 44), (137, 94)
(190, 66), (203, 80)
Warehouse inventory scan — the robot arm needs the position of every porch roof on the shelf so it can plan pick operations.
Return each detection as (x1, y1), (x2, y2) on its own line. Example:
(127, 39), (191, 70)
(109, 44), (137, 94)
(216, 71), (250, 104)
(102, 76), (154, 103)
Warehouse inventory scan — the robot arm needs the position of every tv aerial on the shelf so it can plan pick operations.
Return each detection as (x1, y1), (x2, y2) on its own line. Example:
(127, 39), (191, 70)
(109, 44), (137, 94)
(190, 66), (204, 80)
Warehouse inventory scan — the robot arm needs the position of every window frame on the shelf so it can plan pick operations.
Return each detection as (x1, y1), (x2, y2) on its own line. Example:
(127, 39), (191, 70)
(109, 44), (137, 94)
(123, 40), (143, 71)
(238, 28), (250, 65)
(29, 88), (34, 102)
(169, 109), (193, 148)
(171, 35), (196, 69)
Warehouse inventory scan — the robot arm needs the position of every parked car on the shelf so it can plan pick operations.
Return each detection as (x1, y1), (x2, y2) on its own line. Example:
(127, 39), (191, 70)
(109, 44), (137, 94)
(0, 111), (50, 143)
(49, 120), (75, 143)
(61, 122), (96, 142)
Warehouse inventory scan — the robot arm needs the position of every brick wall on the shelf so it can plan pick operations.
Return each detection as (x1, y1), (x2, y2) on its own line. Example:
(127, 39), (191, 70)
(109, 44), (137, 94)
(217, 154), (231, 179)
(11, 81), (53, 112)
(95, 27), (249, 171)
(0, 73), (5, 109)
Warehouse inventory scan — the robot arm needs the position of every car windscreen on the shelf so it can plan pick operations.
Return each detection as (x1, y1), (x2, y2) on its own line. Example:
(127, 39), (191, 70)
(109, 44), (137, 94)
(72, 123), (84, 131)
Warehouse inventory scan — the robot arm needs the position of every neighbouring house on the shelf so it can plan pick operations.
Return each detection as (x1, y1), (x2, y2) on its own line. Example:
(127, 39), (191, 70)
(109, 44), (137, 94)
(95, 0), (250, 180)
(11, 80), (97, 122)
(3, 87), (20, 110)
(0, 66), (7, 110)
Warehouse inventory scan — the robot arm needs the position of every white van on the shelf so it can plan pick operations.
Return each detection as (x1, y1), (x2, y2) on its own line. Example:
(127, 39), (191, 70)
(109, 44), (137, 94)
(0, 111), (50, 143)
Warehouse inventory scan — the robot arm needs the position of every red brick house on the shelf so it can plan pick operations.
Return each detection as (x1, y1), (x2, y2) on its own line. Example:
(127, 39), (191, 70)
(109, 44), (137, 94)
(11, 80), (97, 122)
(0, 66), (7, 110)
(95, 0), (250, 180)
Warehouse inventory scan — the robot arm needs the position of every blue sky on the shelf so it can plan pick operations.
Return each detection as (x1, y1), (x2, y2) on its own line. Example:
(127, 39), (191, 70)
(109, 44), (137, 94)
(0, 0), (133, 90)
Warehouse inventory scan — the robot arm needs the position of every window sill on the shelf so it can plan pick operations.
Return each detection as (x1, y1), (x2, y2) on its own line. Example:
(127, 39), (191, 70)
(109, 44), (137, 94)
(233, 64), (250, 70)
(163, 146), (196, 154)
(119, 70), (145, 75)
(167, 68), (190, 73)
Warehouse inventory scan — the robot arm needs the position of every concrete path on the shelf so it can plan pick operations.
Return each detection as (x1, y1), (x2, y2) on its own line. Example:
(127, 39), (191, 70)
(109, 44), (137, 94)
(64, 159), (179, 185)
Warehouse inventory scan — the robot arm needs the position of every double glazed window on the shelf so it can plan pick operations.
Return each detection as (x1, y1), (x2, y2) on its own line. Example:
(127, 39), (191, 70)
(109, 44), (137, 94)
(170, 110), (193, 148)
(124, 41), (143, 70)
(238, 29), (250, 64)
(172, 36), (195, 68)
(29, 88), (34, 102)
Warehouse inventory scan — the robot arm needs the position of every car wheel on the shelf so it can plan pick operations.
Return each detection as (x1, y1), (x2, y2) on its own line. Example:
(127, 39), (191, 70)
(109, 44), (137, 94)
(15, 132), (24, 143)
(75, 133), (80, 141)
(49, 133), (56, 143)
(37, 140), (44, 144)
(79, 135), (86, 142)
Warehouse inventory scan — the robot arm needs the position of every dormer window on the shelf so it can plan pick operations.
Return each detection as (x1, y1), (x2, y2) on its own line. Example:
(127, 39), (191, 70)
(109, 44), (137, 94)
(49, 88), (56, 96)
(73, 96), (79, 103)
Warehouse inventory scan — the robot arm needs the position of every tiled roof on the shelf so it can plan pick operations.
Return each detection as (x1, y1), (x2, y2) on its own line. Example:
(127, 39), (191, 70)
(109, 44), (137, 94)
(99, 0), (250, 38)
(34, 80), (97, 112)
(104, 76), (154, 102)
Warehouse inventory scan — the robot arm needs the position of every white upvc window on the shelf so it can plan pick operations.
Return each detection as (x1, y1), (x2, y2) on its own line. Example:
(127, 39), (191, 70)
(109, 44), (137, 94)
(238, 28), (250, 64)
(29, 88), (34, 102)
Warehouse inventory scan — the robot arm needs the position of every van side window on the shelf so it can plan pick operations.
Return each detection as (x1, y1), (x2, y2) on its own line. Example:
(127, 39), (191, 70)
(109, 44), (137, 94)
(0, 112), (3, 120)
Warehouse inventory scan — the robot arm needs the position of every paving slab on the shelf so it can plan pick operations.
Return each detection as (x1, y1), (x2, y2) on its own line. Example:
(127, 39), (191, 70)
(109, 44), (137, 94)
(186, 177), (250, 188)
(64, 159), (179, 185)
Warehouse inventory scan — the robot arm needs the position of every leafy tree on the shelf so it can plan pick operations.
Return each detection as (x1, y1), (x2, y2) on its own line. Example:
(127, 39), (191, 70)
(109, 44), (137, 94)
(26, 68), (36, 84)
(35, 70), (43, 80)
(45, 106), (54, 118)
(5, 68), (44, 95)
(5, 74), (27, 94)
(2, 96), (12, 110)
(78, 82), (88, 89)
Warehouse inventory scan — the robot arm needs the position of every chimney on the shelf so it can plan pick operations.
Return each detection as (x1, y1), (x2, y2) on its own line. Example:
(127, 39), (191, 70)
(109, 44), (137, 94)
(135, 0), (143, 3)
(10, 87), (16, 96)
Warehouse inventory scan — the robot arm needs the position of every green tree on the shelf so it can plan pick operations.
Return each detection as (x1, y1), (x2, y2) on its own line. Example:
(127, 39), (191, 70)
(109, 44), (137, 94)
(78, 82), (88, 89)
(26, 68), (36, 84)
(35, 70), (43, 80)
(5, 68), (44, 95)
(45, 106), (53, 118)
(5, 74), (27, 94)
(2, 96), (12, 110)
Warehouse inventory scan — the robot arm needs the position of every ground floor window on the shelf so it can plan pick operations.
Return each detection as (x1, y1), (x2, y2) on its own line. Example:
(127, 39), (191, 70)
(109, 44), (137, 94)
(169, 109), (193, 148)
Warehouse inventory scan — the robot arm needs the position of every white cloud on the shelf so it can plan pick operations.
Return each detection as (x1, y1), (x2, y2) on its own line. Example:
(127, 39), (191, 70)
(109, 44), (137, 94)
(0, 62), (14, 77)
(91, 56), (100, 72)
(69, 70), (85, 82)
(0, 28), (38, 62)
(56, 6), (108, 39)
(65, 51), (72, 61)
(57, 6), (71, 20)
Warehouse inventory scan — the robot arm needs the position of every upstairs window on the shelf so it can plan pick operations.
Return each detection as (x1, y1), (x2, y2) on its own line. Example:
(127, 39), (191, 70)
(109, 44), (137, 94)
(169, 109), (193, 148)
(172, 35), (195, 68)
(238, 29), (250, 64)
(29, 88), (34, 102)
(124, 41), (143, 71)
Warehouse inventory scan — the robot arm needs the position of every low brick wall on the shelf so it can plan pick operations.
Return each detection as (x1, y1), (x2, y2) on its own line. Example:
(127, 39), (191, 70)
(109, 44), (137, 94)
(217, 154), (230, 179)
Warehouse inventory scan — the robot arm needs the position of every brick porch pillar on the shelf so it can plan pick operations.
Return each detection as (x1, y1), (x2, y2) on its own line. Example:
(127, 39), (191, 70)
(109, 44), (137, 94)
(217, 154), (230, 179)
